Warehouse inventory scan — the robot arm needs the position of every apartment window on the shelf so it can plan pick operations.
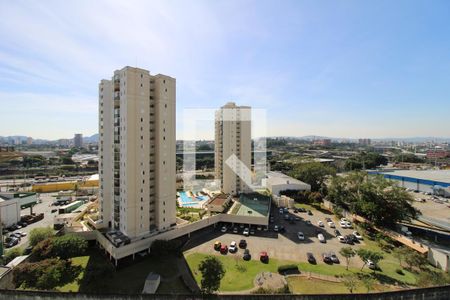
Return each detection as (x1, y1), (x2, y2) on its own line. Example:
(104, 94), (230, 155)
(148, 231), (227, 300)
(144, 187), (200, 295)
(163, 210), (165, 214)
(142, 180), (145, 184)
(165, 104), (167, 108)
(163, 201), (165, 206)
(163, 218), (166, 222)
(163, 136), (165, 141)
(140, 83), (143, 87)
(165, 88), (167, 92)
(163, 128), (165, 132)
(163, 161), (165, 165)
(163, 79), (165, 84)
(141, 206), (143, 211)
(141, 74), (143, 78)
(140, 117), (143, 122)
(141, 136), (143, 140)
(141, 197), (143, 202)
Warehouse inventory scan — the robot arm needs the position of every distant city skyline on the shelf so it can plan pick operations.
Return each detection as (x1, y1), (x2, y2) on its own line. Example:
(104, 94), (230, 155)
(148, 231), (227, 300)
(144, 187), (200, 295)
(1, 0), (450, 140)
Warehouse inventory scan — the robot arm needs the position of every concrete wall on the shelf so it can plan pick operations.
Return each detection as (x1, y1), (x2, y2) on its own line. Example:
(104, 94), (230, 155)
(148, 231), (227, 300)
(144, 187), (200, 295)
(428, 247), (450, 272)
(95, 213), (268, 261)
(1, 285), (450, 299)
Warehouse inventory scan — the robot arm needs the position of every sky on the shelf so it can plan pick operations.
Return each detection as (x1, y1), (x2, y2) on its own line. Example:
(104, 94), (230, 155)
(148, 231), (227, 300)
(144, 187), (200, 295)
(0, 0), (449, 140)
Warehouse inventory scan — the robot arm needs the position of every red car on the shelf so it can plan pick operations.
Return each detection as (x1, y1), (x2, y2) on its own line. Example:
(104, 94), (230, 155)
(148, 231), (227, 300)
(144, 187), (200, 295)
(220, 245), (228, 254)
(259, 251), (269, 263)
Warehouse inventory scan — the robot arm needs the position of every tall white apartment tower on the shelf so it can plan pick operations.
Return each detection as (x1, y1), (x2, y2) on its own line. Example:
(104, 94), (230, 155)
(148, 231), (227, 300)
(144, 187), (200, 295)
(215, 102), (252, 195)
(98, 66), (176, 239)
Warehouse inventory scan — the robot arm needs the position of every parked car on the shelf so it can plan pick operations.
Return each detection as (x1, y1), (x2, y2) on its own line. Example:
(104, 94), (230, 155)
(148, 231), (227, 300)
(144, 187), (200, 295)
(298, 207), (306, 213)
(220, 245), (228, 254)
(318, 233), (326, 243)
(322, 252), (332, 264)
(339, 221), (348, 228)
(367, 259), (376, 269)
(328, 221), (335, 228)
(232, 227), (238, 234)
(5, 237), (19, 248)
(334, 229), (341, 237)
(293, 209), (298, 213)
(347, 234), (359, 243)
(274, 225), (279, 232)
(344, 235), (354, 245)
(305, 220), (312, 226)
(229, 241), (238, 253)
(243, 228), (250, 236)
(329, 252), (340, 264)
(243, 249), (251, 261)
(214, 241), (222, 250)
(260, 251), (269, 263)
(338, 235), (346, 243)
(353, 231), (363, 240)
(17, 231), (27, 237)
(269, 217), (274, 223)
(279, 208), (284, 214)
(18, 221), (28, 227)
(307, 210), (313, 215)
(307, 252), (316, 264)
(256, 226), (262, 231)
(284, 214), (289, 220)
(239, 239), (247, 248)
(318, 221), (324, 227)
(23, 245), (33, 255)
(297, 232), (305, 241)
(279, 225), (286, 233)
(283, 208), (289, 213)
(250, 228), (255, 235)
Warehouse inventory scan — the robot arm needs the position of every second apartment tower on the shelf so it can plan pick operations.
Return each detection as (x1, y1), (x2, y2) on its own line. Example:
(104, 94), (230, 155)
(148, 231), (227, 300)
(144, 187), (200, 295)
(99, 66), (176, 239)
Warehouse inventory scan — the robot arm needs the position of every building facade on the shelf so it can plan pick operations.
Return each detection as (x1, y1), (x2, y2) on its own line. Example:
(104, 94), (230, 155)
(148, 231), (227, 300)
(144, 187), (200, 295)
(98, 66), (176, 239)
(74, 134), (83, 148)
(215, 102), (252, 195)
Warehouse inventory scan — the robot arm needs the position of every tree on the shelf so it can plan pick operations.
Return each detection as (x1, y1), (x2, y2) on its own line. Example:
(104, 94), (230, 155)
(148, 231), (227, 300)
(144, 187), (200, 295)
(394, 153), (424, 164)
(327, 172), (419, 227)
(344, 152), (388, 171)
(359, 274), (376, 293)
(52, 234), (88, 259)
(339, 247), (356, 270)
(13, 258), (82, 290)
(289, 162), (336, 192)
(356, 249), (384, 271)
(29, 227), (54, 247)
(341, 273), (359, 293)
(404, 250), (428, 271)
(392, 247), (410, 268)
(198, 256), (225, 294)
(32, 238), (55, 261)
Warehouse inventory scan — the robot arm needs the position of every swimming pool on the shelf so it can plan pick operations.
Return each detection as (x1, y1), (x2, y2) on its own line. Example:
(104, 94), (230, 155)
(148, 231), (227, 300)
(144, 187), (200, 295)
(178, 191), (210, 207)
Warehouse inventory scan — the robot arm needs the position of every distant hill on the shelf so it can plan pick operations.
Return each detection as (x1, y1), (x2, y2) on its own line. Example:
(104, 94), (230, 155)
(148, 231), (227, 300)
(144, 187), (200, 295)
(83, 134), (98, 143)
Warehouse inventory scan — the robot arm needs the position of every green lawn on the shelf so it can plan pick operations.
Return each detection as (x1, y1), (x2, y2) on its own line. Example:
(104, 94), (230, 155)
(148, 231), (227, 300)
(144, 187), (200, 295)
(357, 238), (417, 285)
(57, 256), (90, 292)
(53, 249), (189, 294)
(185, 252), (294, 292)
(287, 277), (367, 294)
(298, 262), (368, 277)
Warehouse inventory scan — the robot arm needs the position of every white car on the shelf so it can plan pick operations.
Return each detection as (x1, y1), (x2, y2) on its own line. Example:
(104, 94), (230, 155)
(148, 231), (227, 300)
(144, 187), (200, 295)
(353, 231), (363, 240)
(340, 218), (349, 222)
(229, 241), (237, 253)
(367, 259), (376, 269)
(243, 228), (250, 236)
(338, 235), (346, 243)
(297, 232), (305, 241)
(317, 233), (326, 243)
(339, 221), (348, 228)
(18, 231), (27, 237)
(328, 221), (335, 228)
(318, 221), (324, 227)
(221, 226), (227, 233)
(345, 221), (353, 228)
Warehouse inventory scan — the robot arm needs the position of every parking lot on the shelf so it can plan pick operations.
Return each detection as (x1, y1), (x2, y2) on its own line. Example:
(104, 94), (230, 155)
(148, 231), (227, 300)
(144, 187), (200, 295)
(3, 192), (59, 250)
(185, 205), (367, 268)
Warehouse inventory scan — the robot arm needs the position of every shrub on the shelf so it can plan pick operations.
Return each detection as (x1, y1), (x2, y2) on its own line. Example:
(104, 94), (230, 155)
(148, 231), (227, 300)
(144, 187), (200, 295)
(277, 264), (299, 274)
(32, 234), (88, 260)
(29, 227), (54, 247)
(3, 248), (23, 265)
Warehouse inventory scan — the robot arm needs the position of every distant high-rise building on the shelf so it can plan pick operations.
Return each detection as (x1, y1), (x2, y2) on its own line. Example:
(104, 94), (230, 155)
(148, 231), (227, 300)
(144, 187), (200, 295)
(358, 138), (371, 146)
(215, 102), (251, 195)
(98, 66), (176, 238)
(74, 134), (83, 148)
(27, 137), (33, 145)
(313, 139), (331, 146)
